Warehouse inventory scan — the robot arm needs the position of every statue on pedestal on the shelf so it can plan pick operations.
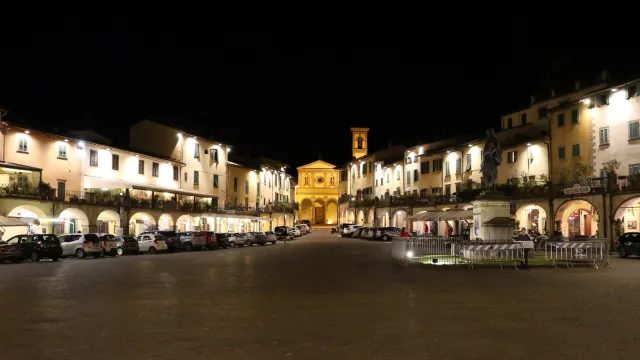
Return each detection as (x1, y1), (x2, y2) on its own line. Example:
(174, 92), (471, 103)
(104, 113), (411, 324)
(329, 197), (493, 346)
(480, 128), (502, 192)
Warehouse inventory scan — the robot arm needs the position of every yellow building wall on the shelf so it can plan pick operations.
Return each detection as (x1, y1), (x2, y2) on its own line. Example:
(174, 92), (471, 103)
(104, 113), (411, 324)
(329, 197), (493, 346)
(296, 160), (339, 225)
(550, 104), (593, 182)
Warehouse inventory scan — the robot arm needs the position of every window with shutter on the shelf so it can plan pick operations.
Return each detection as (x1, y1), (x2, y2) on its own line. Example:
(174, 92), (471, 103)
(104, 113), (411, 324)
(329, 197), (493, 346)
(406, 171), (410, 184)
(152, 162), (159, 177)
(599, 127), (609, 145)
(194, 171), (199, 185)
(571, 109), (579, 124)
(572, 144), (581, 157)
(138, 160), (144, 174)
(557, 113), (565, 127)
(112, 154), (120, 170)
(420, 161), (429, 174)
(413, 169), (418, 182)
(90, 150), (98, 166)
(558, 146), (566, 160)
(214, 175), (219, 188)
(455, 158), (461, 174)
(445, 161), (450, 176)
(630, 120), (640, 140)
(465, 154), (471, 171)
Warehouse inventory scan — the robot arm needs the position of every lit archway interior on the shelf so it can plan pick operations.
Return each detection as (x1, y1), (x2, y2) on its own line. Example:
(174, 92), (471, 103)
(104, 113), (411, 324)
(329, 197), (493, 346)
(176, 215), (195, 232)
(6, 205), (47, 238)
(58, 208), (90, 234)
(347, 209), (355, 223)
(300, 199), (313, 222)
(158, 214), (174, 231)
(129, 212), (156, 236)
(357, 209), (365, 225)
(326, 200), (338, 225)
(555, 200), (599, 237)
(515, 204), (547, 234)
(97, 210), (121, 235)
(392, 210), (408, 230)
(367, 209), (374, 226)
(613, 197), (640, 236)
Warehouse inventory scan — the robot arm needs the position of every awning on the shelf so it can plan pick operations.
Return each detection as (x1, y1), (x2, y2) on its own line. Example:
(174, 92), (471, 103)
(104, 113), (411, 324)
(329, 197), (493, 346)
(0, 215), (29, 227)
(84, 176), (132, 190)
(483, 217), (515, 227)
(439, 209), (473, 221)
(133, 184), (217, 198)
(408, 210), (442, 221)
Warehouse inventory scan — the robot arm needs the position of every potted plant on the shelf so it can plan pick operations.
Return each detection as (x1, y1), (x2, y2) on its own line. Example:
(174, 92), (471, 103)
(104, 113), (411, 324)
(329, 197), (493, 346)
(602, 160), (621, 191)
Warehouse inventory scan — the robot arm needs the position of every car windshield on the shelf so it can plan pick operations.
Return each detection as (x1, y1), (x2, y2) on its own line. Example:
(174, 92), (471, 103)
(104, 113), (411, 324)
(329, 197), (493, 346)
(122, 237), (136, 242)
(155, 236), (165, 241)
(84, 234), (100, 242)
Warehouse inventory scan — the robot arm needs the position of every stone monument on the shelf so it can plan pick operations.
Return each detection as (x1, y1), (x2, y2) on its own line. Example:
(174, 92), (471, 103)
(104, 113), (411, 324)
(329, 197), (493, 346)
(471, 128), (513, 241)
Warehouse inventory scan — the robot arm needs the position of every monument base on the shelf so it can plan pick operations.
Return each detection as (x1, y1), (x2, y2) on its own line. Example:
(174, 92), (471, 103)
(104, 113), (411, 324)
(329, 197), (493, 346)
(471, 198), (513, 241)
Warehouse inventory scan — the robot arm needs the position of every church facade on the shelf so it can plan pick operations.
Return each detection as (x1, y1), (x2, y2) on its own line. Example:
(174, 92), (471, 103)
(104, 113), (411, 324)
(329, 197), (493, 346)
(295, 160), (340, 225)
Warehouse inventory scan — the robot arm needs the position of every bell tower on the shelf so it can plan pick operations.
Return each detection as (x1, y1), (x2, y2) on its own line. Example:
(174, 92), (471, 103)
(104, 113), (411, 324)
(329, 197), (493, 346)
(351, 127), (369, 159)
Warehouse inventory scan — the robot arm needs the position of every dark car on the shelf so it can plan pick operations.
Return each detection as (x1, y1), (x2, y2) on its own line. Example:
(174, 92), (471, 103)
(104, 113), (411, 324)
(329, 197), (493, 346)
(201, 231), (223, 250)
(0, 240), (25, 263)
(617, 232), (640, 258)
(374, 227), (401, 241)
(275, 226), (293, 240)
(116, 236), (140, 255)
(4, 234), (62, 261)
(214, 233), (231, 248)
(140, 231), (180, 252)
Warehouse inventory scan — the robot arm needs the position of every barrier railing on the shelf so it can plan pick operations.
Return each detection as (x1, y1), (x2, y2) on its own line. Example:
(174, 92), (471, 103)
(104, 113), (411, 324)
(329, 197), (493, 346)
(391, 237), (524, 269)
(544, 240), (611, 269)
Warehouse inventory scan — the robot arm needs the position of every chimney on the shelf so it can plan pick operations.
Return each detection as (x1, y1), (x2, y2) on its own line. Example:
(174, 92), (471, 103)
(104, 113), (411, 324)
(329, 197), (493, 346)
(550, 88), (556, 98)
(575, 81), (581, 90)
(601, 70), (609, 82)
(530, 95), (536, 105)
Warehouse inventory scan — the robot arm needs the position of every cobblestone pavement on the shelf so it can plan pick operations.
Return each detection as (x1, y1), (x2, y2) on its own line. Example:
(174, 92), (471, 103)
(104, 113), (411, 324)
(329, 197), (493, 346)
(1, 231), (639, 359)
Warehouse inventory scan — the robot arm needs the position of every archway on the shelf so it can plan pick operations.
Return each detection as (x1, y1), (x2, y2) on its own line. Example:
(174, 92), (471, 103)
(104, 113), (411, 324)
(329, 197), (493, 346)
(392, 210), (408, 229)
(613, 196), (640, 238)
(129, 212), (156, 236)
(356, 209), (365, 225)
(555, 200), (599, 237)
(347, 209), (355, 223)
(275, 215), (284, 226)
(6, 205), (47, 237)
(97, 210), (121, 235)
(300, 199), (313, 221)
(514, 204), (547, 235)
(58, 208), (90, 234)
(158, 214), (174, 231)
(313, 198), (326, 224)
(326, 200), (338, 225)
(176, 215), (195, 232)
(368, 209), (374, 226)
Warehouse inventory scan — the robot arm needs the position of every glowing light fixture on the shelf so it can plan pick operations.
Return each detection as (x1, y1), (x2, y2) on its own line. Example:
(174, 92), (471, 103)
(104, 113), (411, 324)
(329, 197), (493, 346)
(446, 150), (451, 154)
(611, 88), (618, 92)
(406, 251), (414, 258)
(583, 98), (591, 105)
(78, 141), (85, 149)
(527, 143), (532, 146)
(64, 139), (69, 142)
(24, 130), (30, 134)
(468, 144), (472, 147)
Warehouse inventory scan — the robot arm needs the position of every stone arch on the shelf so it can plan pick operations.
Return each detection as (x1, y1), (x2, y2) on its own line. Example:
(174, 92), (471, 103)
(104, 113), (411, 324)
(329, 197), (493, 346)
(391, 209), (408, 230)
(6, 205), (48, 236)
(158, 214), (174, 231)
(514, 204), (548, 234)
(275, 214), (284, 226)
(313, 198), (326, 224)
(554, 199), (599, 237)
(356, 209), (365, 225)
(129, 212), (156, 236)
(347, 209), (355, 223)
(326, 199), (338, 225)
(613, 195), (640, 237)
(176, 214), (196, 232)
(300, 198), (313, 222)
(368, 208), (374, 225)
(58, 208), (90, 234)
(97, 210), (121, 235)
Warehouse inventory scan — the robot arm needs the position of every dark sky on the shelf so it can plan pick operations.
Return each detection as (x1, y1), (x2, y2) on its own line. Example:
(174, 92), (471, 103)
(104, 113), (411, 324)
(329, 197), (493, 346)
(1, 19), (638, 169)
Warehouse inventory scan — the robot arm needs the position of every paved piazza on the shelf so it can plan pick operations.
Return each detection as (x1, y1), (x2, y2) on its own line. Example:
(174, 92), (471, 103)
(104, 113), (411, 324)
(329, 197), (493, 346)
(1, 230), (638, 359)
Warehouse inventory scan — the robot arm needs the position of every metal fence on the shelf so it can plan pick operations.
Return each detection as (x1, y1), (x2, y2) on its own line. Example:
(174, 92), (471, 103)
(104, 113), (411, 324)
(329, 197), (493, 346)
(391, 236), (525, 269)
(544, 240), (611, 269)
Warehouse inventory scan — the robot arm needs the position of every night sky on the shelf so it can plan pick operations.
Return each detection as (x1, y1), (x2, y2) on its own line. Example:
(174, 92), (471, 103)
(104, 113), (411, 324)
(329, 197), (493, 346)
(2, 21), (638, 170)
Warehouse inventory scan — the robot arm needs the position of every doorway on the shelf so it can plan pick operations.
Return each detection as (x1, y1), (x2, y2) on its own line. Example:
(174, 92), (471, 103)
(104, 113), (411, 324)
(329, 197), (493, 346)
(314, 207), (325, 224)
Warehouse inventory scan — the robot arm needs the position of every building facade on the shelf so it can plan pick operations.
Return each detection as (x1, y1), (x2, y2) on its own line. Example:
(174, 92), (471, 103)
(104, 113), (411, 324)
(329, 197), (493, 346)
(296, 160), (339, 225)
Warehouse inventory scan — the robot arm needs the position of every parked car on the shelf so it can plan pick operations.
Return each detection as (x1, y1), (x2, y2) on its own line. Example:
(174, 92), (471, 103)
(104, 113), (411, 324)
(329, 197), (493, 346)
(295, 225), (308, 235)
(275, 226), (293, 241)
(301, 220), (311, 230)
(116, 236), (140, 255)
(247, 232), (277, 245)
(59, 233), (104, 258)
(201, 231), (223, 250)
(289, 227), (302, 237)
(617, 232), (640, 258)
(2, 234), (63, 262)
(98, 233), (118, 256)
(139, 231), (180, 252)
(374, 227), (400, 241)
(341, 225), (362, 238)
(213, 233), (232, 248)
(136, 234), (168, 254)
(176, 232), (206, 251)
(235, 233), (253, 246)
(0, 240), (25, 263)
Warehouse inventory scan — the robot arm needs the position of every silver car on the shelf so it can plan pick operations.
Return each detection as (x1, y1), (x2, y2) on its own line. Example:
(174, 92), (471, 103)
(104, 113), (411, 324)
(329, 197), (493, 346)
(176, 232), (207, 251)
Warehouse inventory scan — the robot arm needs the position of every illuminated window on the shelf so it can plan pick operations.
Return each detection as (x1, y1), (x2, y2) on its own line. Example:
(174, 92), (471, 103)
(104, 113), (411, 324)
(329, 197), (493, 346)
(18, 138), (28, 152)
(357, 137), (363, 149)
(58, 144), (67, 158)
(90, 150), (98, 166)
